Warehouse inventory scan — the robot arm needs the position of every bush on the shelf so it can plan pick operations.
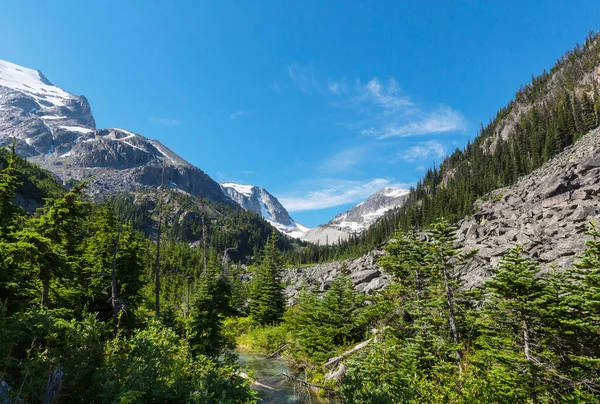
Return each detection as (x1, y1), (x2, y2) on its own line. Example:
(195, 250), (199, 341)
(100, 321), (256, 403)
(236, 323), (289, 355)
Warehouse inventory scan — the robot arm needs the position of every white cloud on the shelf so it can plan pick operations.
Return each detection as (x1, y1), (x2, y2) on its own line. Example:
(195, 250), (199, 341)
(230, 110), (247, 120)
(320, 146), (371, 173)
(288, 63), (323, 94)
(152, 118), (181, 126)
(376, 106), (466, 139)
(279, 178), (404, 212)
(288, 64), (466, 139)
(398, 140), (446, 162)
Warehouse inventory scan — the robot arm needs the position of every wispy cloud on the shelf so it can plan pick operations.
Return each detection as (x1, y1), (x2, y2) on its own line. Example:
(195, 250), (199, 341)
(371, 106), (466, 139)
(152, 118), (182, 126)
(279, 178), (404, 212)
(320, 146), (373, 173)
(397, 140), (446, 162)
(288, 63), (325, 94)
(335, 78), (465, 139)
(288, 65), (467, 139)
(230, 110), (248, 120)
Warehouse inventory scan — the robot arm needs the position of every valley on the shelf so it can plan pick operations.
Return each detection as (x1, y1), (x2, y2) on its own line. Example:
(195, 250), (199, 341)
(1, 11), (600, 404)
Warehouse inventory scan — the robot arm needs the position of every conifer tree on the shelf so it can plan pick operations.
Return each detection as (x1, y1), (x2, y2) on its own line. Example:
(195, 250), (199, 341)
(8, 184), (88, 306)
(425, 219), (476, 376)
(0, 140), (21, 241)
(477, 246), (547, 401)
(581, 91), (597, 132)
(248, 231), (285, 325)
(83, 203), (119, 320)
(189, 251), (233, 357)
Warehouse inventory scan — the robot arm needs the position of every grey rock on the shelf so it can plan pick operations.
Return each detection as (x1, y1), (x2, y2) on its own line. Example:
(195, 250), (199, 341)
(350, 269), (381, 285)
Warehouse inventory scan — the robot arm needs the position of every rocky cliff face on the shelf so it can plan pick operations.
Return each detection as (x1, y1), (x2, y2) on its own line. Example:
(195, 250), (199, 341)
(302, 187), (409, 244)
(456, 127), (600, 288)
(0, 60), (231, 205)
(284, 128), (600, 297)
(221, 182), (310, 238)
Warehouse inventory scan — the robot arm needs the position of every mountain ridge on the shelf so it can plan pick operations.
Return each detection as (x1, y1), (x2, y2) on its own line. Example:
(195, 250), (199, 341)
(0, 59), (232, 206)
(302, 186), (409, 244)
(221, 182), (310, 238)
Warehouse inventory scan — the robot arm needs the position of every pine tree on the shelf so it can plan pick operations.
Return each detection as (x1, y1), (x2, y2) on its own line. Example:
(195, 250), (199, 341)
(8, 183), (88, 306)
(581, 91), (597, 132)
(0, 140), (22, 240)
(425, 219), (477, 376)
(477, 246), (547, 401)
(248, 231), (285, 325)
(189, 252), (232, 357)
(83, 203), (119, 320)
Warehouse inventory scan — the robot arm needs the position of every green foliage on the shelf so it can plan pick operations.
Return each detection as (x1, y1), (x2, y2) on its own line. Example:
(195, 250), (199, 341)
(102, 321), (256, 403)
(189, 256), (234, 357)
(248, 232), (285, 325)
(0, 161), (256, 401)
(286, 277), (367, 364)
(237, 324), (289, 355)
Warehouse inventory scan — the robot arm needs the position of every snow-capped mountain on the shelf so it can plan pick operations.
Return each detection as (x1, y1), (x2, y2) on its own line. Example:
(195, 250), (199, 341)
(329, 187), (409, 231)
(302, 187), (409, 244)
(221, 182), (310, 238)
(0, 59), (230, 204)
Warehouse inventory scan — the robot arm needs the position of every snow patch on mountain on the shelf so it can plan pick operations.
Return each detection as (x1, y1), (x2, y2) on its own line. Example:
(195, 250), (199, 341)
(221, 182), (310, 239)
(0, 60), (73, 107)
(301, 186), (409, 245)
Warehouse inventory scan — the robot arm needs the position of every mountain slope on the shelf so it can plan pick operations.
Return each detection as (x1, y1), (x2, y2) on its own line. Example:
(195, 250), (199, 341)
(284, 126), (600, 296)
(221, 182), (310, 238)
(302, 186), (409, 244)
(0, 59), (231, 205)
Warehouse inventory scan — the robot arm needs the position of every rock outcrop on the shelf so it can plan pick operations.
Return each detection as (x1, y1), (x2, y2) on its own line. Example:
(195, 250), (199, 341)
(282, 251), (390, 303)
(456, 127), (600, 288)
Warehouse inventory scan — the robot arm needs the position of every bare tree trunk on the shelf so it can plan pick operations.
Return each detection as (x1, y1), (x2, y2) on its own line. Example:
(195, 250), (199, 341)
(221, 247), (236, 277)
(41, 277), (49, 307)
(443, 265), (463, 375)
(154, 168), (165, 317)
(111, 226), (121, 331)
(521, 310), (532, 361)
(202, 215), (207, 273)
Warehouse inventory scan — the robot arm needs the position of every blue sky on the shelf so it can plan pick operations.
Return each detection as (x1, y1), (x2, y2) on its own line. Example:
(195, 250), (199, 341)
(1, 1), (598, 227)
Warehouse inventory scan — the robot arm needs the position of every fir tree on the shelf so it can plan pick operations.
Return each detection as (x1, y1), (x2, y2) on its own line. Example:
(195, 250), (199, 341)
(248, 231), (285, 325)
(478, 246), (547, 401)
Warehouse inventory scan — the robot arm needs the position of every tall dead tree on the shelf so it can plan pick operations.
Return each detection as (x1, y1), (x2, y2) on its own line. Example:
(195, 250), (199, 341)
(111, 224), (122, 331)
(202, 215), (207, 273)
(154, 168), (165, 317)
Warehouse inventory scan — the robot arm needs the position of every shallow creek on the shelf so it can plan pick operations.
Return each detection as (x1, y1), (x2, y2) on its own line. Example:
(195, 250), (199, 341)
(237, 352), (333, 403)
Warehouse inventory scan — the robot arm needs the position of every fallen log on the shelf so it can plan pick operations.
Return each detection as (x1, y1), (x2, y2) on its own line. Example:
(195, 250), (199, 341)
(324, 338), (373, 368)
(239, 372), (279, 391)
(324, 363), (348, 382)
(266, 343), (289, 359)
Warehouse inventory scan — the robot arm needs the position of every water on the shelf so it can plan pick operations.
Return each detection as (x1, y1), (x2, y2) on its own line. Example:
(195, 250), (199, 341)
(237, 352), (332, 403)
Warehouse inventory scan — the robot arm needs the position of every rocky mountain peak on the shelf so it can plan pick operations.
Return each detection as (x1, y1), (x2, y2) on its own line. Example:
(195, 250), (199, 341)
(0, 60), (230, 205)
(301, 186), (409, 245)
(221, 182), (310, 238)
